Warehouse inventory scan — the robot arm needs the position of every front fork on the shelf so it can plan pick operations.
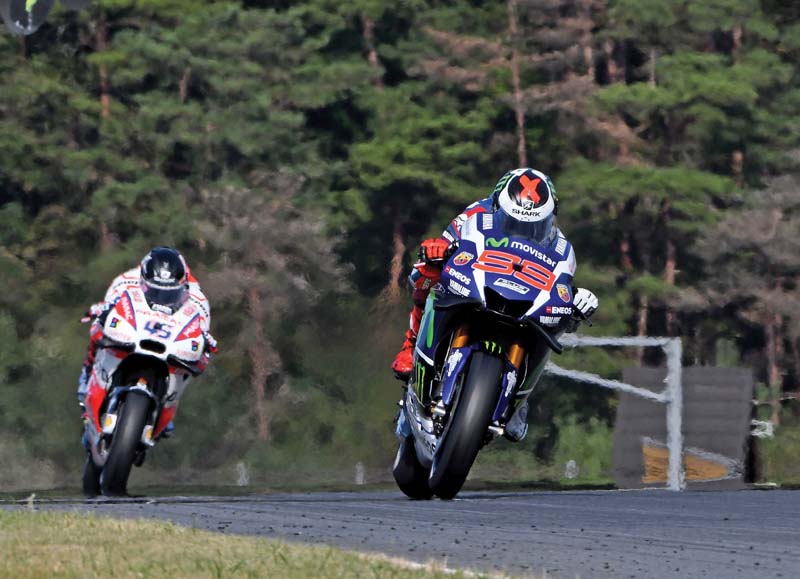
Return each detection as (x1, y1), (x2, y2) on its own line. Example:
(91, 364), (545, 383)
(84, 378), (161, 461)
(439, 323), (530, 428)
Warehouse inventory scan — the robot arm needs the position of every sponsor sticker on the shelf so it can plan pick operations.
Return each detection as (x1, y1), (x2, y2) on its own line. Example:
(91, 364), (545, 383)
(557, 284), (571, 303)
(191, 340), (199, 352)
(109, 317), (119, 329)
(118, 292), (137, 329)
(509, 241), (556, 266)
(482, 213), (494, 230)
(446, 350), (464, 377)
(445, 266), (471, 285)
(453, 251), (474, 266)
(448, 280), (471, 297)
(504, 370), (517, 396)
(555, 236), (567, 256)
(539, 315), (560, 326)
(175, 313), (202, 341)
(486, 237), (509, 248)
(510, 207), (542, 220)
(493, 278), (530, 295)
(546, 306), (572, 315)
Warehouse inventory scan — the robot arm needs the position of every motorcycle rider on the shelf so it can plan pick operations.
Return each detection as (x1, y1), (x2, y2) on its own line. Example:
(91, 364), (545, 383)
(77, 247), (217, 434)
(391, 168), (598, 440)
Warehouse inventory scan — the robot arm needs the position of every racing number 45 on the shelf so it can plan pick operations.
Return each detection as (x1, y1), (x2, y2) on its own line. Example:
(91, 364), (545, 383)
(144, 320), (172, 340)
(472, 250), (556, 291)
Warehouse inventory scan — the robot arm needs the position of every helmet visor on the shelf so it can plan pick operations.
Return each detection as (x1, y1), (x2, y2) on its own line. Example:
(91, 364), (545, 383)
(142, 281), (187, 311)
(494, 209), (556, 246)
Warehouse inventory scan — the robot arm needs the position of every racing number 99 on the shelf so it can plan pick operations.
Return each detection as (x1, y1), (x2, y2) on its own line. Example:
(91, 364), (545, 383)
(472, 250), (556, 291)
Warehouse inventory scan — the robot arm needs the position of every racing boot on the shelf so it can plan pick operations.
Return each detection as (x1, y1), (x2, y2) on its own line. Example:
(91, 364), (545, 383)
(391, 330), (416, 379)
(392, 303), (424, 379)
(159, 421), (175, 439)
(504, 401), (529, 442)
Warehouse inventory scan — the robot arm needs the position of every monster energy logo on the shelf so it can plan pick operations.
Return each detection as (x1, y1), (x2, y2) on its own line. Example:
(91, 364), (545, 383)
(415, 362), (427, 399)
(486, 237), (509, 248)
(493, 172), (513, 196)
(484, 341), (502, 354)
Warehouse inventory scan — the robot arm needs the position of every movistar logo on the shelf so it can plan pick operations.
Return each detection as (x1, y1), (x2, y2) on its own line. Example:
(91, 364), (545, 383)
(486, 237), (509, 248)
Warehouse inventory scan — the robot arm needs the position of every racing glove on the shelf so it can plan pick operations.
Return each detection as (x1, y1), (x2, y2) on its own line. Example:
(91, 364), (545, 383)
(203, 331), (219, 354)
(80, 301), (111, 324)
(573, 288), (598, 318)
(418, 238), (452, 263)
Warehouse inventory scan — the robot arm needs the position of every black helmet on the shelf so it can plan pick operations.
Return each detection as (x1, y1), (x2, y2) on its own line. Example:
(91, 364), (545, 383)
(493, 168), (559, 245)
(140, 247), (188, 312)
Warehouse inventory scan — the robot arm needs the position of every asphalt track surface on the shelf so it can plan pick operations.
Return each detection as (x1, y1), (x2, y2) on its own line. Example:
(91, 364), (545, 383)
(7, 489), (800, 578)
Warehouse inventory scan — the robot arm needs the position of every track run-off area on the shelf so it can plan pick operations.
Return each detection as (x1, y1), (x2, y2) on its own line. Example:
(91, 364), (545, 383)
(4, 489), (799, 578)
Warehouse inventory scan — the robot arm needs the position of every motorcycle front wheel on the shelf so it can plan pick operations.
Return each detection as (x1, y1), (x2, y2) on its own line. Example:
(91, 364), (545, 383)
(428, 352), (503, 499)
(100, 390), (150, 496)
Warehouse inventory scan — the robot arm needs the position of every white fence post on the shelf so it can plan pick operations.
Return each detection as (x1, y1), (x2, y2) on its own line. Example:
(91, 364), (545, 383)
(664, 338), (685, 491)
(547, 335), (685, 491)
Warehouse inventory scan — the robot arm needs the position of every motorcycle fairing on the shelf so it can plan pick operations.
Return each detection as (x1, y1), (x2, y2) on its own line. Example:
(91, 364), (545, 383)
(438, 341), (521, 425)
(440, 346), (471, 406)
(493, 360), (521, 423)
(85, 286), (207, 442)
(439, 212), (576, 328)
(399, 387), (438, 467)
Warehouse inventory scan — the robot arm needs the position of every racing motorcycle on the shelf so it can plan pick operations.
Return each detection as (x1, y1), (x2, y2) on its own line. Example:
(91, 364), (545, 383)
(393, 212), (584, 499)
(81, 288), (207, 496)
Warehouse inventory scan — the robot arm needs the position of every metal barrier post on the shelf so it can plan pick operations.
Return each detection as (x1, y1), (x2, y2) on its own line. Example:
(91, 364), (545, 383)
(547, 335), (685, 491)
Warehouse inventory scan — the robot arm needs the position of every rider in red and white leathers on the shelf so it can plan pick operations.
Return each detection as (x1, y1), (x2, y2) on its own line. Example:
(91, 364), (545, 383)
(77, 247), (216, 406)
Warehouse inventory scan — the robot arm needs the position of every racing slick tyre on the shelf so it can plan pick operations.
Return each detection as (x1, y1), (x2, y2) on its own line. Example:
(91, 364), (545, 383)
(82, 455), (102, 497)
(100, 390), (150, 496)
(392, 435), (433, 500)
(428, 352), (503, 500)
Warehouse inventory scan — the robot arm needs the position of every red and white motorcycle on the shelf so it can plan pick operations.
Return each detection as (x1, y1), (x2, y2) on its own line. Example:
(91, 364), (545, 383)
(82, 287), (208, 496)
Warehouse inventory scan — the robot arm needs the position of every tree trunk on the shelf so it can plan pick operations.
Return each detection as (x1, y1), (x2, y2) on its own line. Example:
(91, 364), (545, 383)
(791, 336), (800, 389)
(247, 286), (271, 441)
(604, 40), (620, 84)
(732, 149), (744, 187)
(765, 312), (783, 426)
(361, 14), (383, 89)
(99, 222), (115, 252)
(179, 67), (191, 103)
(636, 295), (649, 364)
(620, 235), (633, 272)
(95, 15), (111, 119)
(381, 217), (406, 303)
(732, 25), (742, 63)
(649, 47), (657, 87)
(507, 0), (527, 166)
(663, 202), (676, 335)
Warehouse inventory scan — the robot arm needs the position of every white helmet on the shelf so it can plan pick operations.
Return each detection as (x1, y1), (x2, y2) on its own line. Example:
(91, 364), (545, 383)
(494, 168), (558, 245)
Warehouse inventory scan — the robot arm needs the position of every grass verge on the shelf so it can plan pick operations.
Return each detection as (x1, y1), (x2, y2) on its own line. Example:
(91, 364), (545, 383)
(0, 510), (480, 578)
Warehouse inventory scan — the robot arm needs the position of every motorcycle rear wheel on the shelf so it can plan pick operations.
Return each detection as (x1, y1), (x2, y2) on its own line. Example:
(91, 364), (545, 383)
(100, 391), (150, 496)
(392, 435), (433, 500)
(428, 352), (503, 499)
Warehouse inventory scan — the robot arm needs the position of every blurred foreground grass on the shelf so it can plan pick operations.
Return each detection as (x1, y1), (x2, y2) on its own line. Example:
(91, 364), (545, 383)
(0, 510), (479, 579)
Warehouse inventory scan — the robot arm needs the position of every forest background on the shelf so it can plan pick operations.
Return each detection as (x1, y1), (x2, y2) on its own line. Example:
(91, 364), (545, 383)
(2, 0), (800, 492)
